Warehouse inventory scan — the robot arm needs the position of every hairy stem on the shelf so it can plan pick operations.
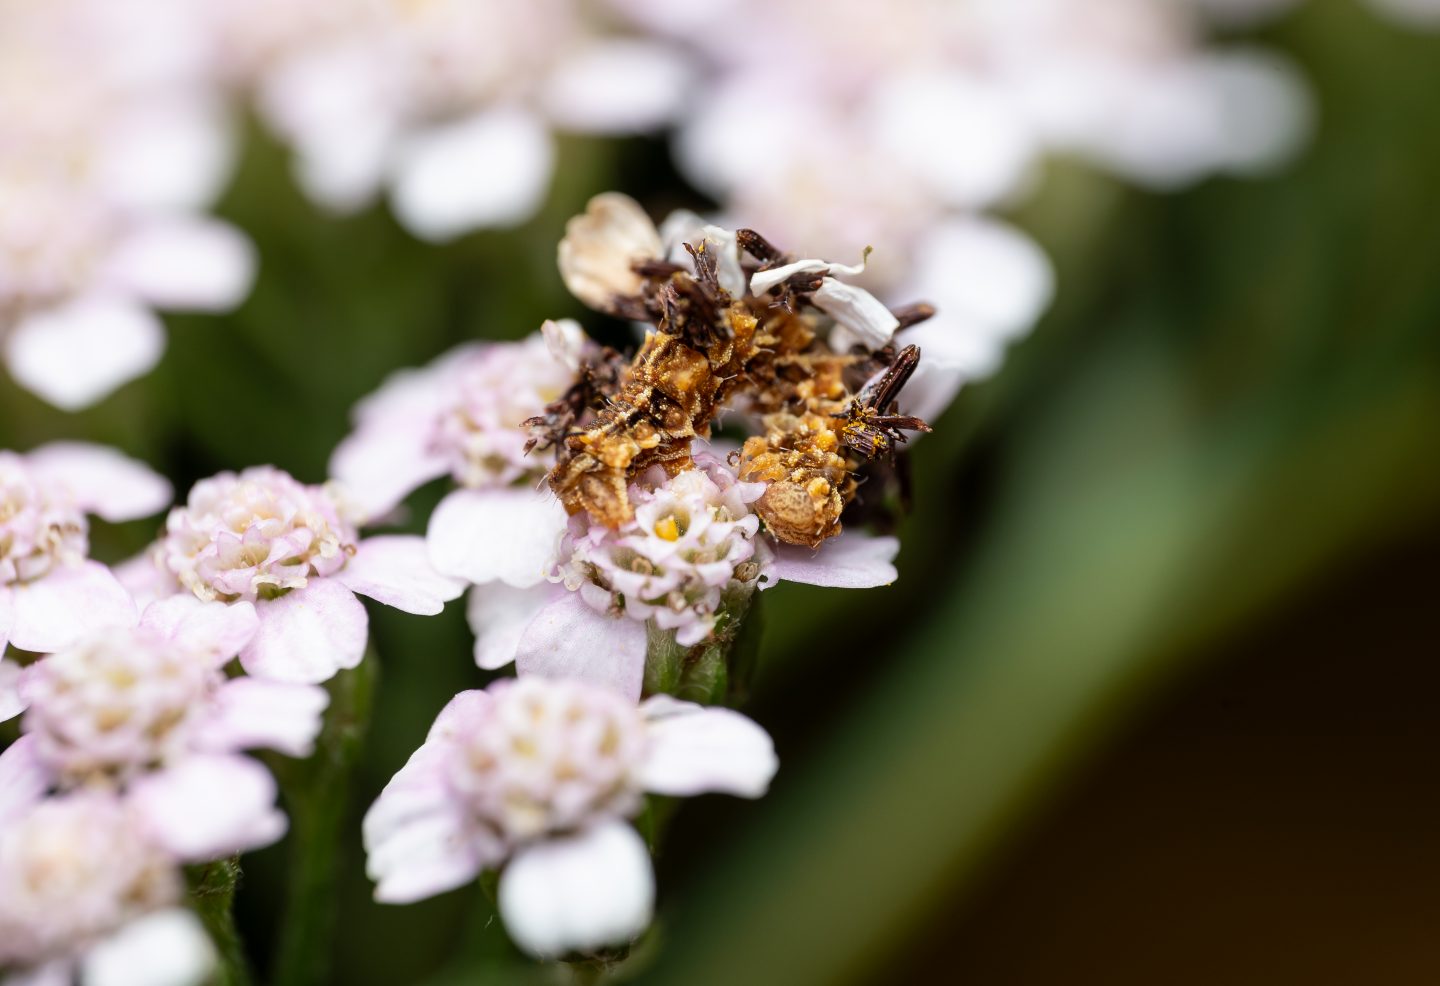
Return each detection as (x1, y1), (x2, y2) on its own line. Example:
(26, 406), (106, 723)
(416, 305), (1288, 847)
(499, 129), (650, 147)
(272, 652), (378, 986)
(188, 857), (251, 986)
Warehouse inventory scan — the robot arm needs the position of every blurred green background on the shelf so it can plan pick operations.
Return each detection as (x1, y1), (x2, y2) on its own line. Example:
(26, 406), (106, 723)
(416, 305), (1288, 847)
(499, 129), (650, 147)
(2, 2), (1436, 983)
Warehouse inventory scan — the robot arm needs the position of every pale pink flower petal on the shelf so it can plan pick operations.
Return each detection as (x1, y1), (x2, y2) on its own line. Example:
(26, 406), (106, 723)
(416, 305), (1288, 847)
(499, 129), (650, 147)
(364, 738), (486, 905)
(97, 93), (235, 214)
(328, 361), (455, 519)
(637, 696), (779, 798)
(765, 532), (899, 590)
(0, 735), (45, 826)
(103, 218), (256, 313)
(335, 536), (465, 616)
(465, 582), (556, 671)
(115, 551), (180, 610)
(139, 595), (259, 666)
(24, 442), (172, 523)
(514, 593), (648, 701)
(4, 295), (165, 411)
(130, 754), (286, 861)
(8, 561), (138, 653)
(0, 657), (26, 723)
(541, 40), (691, 134)
(238, 580), (367, 684)
(391, 107), (555, 242)
(498, 821), (655, 959)
(197, 677), (329, 758)
(428, 487), (567, 589)
(82, 908), (215, 986)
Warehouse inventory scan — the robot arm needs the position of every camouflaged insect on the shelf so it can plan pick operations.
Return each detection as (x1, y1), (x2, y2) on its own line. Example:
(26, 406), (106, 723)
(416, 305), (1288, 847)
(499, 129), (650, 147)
(527, 193), (934, 548)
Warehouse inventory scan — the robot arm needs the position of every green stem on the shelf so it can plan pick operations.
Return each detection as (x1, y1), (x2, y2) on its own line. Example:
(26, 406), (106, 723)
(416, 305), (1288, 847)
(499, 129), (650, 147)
(272, 651), (378, 986)
(187, 857), (252, 986)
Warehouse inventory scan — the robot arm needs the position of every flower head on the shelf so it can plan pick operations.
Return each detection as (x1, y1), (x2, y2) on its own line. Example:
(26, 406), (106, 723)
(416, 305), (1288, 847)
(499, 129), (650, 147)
(555, 458), (765, 647)
(161, 466), (358, 604)
(0, 789), (213, 985)
(128, 465), (463, 684)
(364, 678), (776, 956)
(0, 443), (169, 658)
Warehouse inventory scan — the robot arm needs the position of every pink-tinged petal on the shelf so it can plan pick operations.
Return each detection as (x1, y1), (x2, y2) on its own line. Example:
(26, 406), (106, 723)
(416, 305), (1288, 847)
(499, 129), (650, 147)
(541, 40), (691, 134)
(498, 822), (655, 958)
(24, 442), (171, 523)
(103, 218), (256, 313)
(466, 582), (557, 671)
(140, 596), (259, 666)
(391, 107), (555, 242)
(130, 755), (286, 861)
(514, 593), (647, 701)
(329, 421), (450, 523)
(764, 533), (899, 590)
(902, 218), (1054, 349)
(98, 93), (235, 213)
(336, 536), (465, 616)
(0, 658), (25, 723)
(115, 550), (180, 610)
(428, 488), (567, 589)
(363, 739), (487, 905)
(239, 580), (367, 684)
(8, 561), (138, 653)
(0, 736), (47, 826)
(4, 295), (165, 411)
(83, 908), (215, 986)
(198, 678), (329, 757)
(637, 696), (778, 798)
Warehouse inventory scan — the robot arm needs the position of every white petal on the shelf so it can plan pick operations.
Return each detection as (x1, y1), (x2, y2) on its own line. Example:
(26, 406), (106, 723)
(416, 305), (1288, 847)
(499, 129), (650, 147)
(336, 536), (465, 615)
(1201, 49), (1314, 175)
(363, 740), (486, 905)
(0, 657), (23, 723)
(0, 736), (46, 826)
(0, 586), (12, 657)
(97, 93), (235, 213)
(104, 219), (256, 313)
(638, 697), (778, 798)
(115, 550), (179, 611)
(514, 593), (648, 701)
(427, 488), (567, 588)
(328, 359), (455, 520)
(198, 677), (329, 757)
(541, 40), (691, 134)
(139, 596), (259, 666)
(749, 259), (830, 296)
(812, 278), (898, 351)
(238, 580), (367, 684)
(558, 192), (663, 311)
(82, 908), (215, 986)
(499, 822), (655, 959)
(902, 218), (1054, 347)
(130, 755), (286, 860)
(541, 319), (588, 372)
(391, 108), (555, 242)
(764, 533), (899, 590)
(8, 562), (138, 653)
(466, 582), (556, 670)
(24, 442), (172, 523)
(5, 296), (165, 411)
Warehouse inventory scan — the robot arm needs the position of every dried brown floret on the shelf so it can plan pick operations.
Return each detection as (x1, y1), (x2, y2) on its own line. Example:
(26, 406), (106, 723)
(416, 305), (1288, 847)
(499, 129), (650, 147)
(533, 194), (935, 546)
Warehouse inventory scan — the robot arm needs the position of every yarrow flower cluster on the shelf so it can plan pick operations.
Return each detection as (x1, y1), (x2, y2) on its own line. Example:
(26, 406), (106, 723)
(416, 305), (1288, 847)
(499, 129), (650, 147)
(124, 464), (464, 683)
(0, 791), (215, 986)
(364, 677), (776, 957)
(0, 0), (254, 411)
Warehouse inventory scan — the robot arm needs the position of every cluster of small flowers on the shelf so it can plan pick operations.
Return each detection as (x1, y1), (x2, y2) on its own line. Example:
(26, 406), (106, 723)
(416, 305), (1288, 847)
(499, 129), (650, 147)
(0, 0), (255, 411)
(0, 445), (468, 982)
